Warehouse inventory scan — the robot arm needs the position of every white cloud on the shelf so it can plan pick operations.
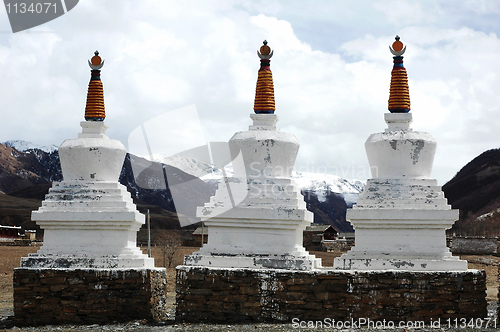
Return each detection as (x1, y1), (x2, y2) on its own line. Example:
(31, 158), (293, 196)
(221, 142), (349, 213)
(0, 0), (499, 185)
(372, 0), (442, 26)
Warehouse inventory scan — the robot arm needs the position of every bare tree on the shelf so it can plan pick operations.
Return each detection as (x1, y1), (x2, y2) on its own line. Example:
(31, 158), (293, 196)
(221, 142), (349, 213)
(155, 230), (183, 268)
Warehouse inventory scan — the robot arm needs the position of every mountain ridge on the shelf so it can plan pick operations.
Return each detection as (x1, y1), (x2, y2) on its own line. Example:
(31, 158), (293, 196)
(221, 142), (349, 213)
(3, 140), (58, 154)
(443, 148), (500, 236)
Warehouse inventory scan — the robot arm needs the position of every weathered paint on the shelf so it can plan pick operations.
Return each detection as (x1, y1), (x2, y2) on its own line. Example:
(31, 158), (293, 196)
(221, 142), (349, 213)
(365, 114), (436, 179)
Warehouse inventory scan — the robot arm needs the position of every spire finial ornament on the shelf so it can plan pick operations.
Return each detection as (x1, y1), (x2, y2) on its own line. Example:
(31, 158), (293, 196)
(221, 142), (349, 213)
(84, 50), (106, 121)
(388, 36), (410, 113)
(257, 40), (274, 60)
(88, 50), (105, 70)
(254, 40), (275, 114)
(389, 35), (406, 56)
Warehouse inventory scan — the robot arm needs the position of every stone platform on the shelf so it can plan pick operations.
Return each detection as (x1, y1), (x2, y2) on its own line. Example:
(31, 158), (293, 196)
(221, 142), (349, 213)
(13, 268), (167, 326)
(176, 266), (487, 323)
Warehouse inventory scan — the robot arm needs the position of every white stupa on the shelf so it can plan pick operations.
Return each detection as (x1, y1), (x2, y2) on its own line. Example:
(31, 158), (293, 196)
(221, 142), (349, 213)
(184, 41), (321, 270)
(22, 52), (154, 269)
(334, 37), (467, 271)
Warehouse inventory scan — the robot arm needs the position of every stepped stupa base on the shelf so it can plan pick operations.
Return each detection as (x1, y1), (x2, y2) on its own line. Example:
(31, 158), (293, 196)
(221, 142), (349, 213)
(28, 180), (154, 269)
(333, 177), (467, 271)
(189, 180), (322, 271)
(192, 120), (321, 271)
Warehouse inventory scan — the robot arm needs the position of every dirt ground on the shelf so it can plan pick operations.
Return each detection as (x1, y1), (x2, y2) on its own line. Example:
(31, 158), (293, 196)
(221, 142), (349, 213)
(0, 246), (498, 318)
(459, 255), (500, 302)
(0, 245), (40, 312)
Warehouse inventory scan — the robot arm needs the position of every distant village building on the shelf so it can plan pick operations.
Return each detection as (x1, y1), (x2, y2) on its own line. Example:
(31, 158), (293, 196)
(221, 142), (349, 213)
(192, 226), (208, 247)
(24, 230), (36, 241)
(0, 225), (39, 244)
(0, 225), (21, 241)
(328, 232), (356, 252)
(302, 224), (339, 251)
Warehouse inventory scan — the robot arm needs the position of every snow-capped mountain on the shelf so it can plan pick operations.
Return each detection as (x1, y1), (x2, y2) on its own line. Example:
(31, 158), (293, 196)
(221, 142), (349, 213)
(199, 165), (364, 201)
(154, 154), (365, 200)
(291, 172), (364, 204)
(151, 153), (215, 179)
(3, 140), (58, 153)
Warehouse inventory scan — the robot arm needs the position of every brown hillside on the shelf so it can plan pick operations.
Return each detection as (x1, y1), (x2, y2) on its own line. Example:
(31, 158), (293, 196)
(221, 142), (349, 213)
(443, 148), (500, 236)
(0, 144), (50, 194)
(0, 145), (194, 232)
(0, 193), (41, 230)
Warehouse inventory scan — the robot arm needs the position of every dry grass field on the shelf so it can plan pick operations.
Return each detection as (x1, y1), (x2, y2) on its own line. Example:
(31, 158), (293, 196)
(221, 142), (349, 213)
(0, 245), (498, 319)
(0, 245), (40, 313)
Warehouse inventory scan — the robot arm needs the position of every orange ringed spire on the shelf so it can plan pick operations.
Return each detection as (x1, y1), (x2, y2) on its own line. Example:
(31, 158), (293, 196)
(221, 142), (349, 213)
(388, 36), (410, 113)
(84, 51), (106, 121)
(254, 40), (275, 114)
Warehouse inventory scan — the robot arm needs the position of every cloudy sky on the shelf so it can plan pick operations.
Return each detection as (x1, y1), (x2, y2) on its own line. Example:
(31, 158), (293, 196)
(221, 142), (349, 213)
(1, 0), (499, 185)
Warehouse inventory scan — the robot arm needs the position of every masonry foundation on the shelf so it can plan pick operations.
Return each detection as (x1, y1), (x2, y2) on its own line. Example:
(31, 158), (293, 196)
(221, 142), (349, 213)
(176, 266), (487, 323)
(13, 268), (167, 326)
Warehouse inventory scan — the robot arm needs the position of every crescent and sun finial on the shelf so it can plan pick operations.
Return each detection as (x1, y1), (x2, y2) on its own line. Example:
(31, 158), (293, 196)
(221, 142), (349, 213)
(257, 40), (273, 60)
(88, 50), (105, 70)
(389, 35), (406, 56)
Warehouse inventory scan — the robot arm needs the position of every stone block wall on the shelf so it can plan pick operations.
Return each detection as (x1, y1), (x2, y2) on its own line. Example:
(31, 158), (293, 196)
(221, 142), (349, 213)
(14, 268), (167, 326)
(450, 237), (498, 255)
(322, 240), (353, 252)
(176, 266), (487, 323)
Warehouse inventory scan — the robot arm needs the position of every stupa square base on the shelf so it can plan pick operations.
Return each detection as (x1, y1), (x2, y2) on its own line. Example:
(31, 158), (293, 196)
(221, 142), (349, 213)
(13, 267), (167, 326)
(176, 266), (487, 323)
(192, 213), (320, 270)
(338, 208), (467, 271)
(21, 252), (155, 269)
(184, 252), (321, 270)
(333, 256), (467, 271)
(199, 216), (311, 256)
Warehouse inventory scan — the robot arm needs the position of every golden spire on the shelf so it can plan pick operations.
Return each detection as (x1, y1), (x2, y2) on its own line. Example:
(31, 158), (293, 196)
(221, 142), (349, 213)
(254, 40), (275, 114)
(84, 51), (106, 121)
(388, 36), (410, 113)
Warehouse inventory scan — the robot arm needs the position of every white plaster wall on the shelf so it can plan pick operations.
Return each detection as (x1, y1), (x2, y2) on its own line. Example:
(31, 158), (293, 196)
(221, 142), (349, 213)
(59, 121), (126, 182)
(365, 131), (436, 179)
(229, 131), (299, 179)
